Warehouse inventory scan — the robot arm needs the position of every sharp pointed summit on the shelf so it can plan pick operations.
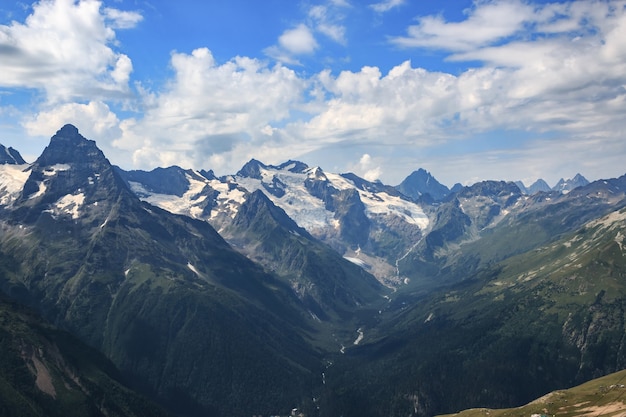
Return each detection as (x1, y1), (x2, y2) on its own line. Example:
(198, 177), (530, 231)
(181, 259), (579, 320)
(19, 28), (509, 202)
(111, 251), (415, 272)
(553, 173), (590, 193)
(0, 144), (26, 165)
(396, 168), (450, 201)
(37, 124), (107, 166)
(14, 125), (130, 224)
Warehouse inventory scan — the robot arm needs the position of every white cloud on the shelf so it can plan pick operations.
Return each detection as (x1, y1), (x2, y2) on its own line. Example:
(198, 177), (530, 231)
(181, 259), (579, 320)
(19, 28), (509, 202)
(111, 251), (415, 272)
(5, 0), (625, 189)
(358, 153), (382, 181)
(360, 153), (372, 166)
(390, 0), (534, 51)
(370, 0), (406, 13)
(104, 7), (143, 29)
(113, 48), (307, 171)
(309, 4), (347, 44)
(23, 101), (121, 141)
(279, 24), (318, 55)
(0, 0), (140, 102)
(265, 1), (349, 64)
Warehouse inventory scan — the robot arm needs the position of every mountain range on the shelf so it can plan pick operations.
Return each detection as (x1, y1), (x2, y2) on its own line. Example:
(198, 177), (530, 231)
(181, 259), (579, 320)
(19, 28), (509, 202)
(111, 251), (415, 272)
(0, 124), (624, 417)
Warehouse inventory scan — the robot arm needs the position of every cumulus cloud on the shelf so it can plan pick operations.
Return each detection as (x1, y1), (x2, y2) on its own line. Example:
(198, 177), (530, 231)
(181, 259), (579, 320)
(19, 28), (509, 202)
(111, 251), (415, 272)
(0, 0), (141, 102)
(113, 48), (307, 171)
(23, 100), (122, 145)
(4, 0), (626, 187)
(265, 24), (318, 65)
(358, 153), (383, 181)
(279, 24), (318, 55)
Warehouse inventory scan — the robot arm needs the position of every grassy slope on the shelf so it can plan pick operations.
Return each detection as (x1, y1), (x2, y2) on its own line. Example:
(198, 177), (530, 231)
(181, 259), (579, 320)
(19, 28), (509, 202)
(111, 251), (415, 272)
(437, 368), (626, 417)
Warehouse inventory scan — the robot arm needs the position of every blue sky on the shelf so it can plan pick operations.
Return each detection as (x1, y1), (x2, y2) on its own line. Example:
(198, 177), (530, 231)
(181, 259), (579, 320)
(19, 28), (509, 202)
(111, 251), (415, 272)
(1, 0), (626, 187)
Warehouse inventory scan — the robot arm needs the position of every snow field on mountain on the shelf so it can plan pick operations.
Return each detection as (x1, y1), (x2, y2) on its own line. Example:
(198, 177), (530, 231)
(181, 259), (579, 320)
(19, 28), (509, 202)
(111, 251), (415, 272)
(324, 172), (429, 229)
(0, 164), (30, 205)
(236, 169), (335, 230)
(52, 192), (85, 219)
(206, 179), (246, 219)
(128, 174), (210, 218)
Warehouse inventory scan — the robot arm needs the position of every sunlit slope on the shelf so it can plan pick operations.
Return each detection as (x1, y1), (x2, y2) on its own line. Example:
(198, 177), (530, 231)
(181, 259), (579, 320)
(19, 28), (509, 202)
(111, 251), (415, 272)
(437, 368), (626, 417)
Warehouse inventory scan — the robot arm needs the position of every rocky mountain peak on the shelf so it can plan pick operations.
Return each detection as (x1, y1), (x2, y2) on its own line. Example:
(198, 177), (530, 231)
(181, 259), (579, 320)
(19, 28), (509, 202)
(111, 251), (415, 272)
(396, 168), (450, 201)
(36, 124), (108, 168)
(0, 144), (26, 165)
(236, 158), (267, 179)
(307, 166), (327, 181)
(232, 189), (311, 238)
(528, 178), (551, 194)
(553, 173), (590, 193)
(119, 166), (190, 197)
(15, 125), (130, 222)
(277, 160), (309, 173)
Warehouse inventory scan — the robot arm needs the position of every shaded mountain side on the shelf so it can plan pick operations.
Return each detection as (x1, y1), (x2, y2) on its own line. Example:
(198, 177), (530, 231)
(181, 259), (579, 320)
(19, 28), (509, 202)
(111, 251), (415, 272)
(396, 168), (450, 201)
(0, 125), (322, 417)
(224, 189), (386, 323)
(117, 166), (191, 197)
(0, 145), (26, 165)
(398, 177), (626, 287)
(554, 173), (589, 193)
(2, 125), (626, 417)
(528, 178), (551, 194)
(0, 293), (172, 417)
(318, 206), (626, 417)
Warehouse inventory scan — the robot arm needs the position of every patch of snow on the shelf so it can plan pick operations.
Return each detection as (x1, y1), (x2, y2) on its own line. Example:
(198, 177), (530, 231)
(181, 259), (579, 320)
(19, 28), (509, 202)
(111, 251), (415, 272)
(209, 181), (247, 219)
(128, 181), (149, 195)
(0, 164), (30, 205)
(344, 256), (368, 268)
(27, 181), (47, 199)
(55, 193), (85, 219)
(353, 328), (364, 345)
(187, 262), (200, 276)
(309, 311), (321, 322)
(260, 167), (274, 184)
(43, 164), (71, 175)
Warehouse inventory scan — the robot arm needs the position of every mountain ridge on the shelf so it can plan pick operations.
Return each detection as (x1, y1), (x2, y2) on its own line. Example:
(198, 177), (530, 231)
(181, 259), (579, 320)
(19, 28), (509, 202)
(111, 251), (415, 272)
(0, 125), (325, 417)
(0, 125), (625, 417)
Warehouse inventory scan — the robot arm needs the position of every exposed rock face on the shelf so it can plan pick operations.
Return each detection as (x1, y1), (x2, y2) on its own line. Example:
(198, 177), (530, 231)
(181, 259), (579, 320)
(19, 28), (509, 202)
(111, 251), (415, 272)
(553, 173), (590, 193)
(0, 144), (26, 164)
(396, 168), (450, 201)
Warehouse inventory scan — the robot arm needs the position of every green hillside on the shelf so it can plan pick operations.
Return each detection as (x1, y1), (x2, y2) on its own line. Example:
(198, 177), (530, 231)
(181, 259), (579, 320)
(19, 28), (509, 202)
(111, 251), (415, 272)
(0, 294), (171, 417)
(437, 368), (626, 417)
(317, 206), (626, 417)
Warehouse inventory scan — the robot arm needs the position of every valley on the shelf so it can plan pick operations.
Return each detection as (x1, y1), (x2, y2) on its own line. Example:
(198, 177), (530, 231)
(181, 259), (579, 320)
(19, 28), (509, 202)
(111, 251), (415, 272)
(0, 125), (625, 417)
